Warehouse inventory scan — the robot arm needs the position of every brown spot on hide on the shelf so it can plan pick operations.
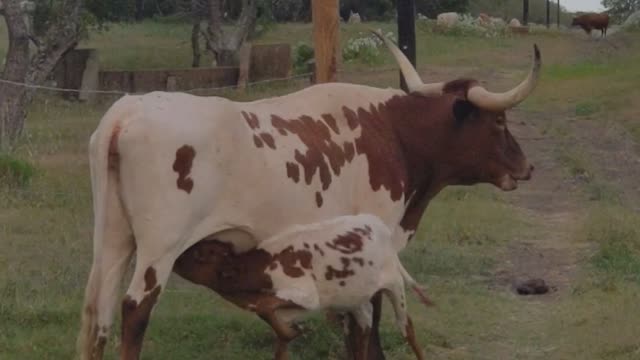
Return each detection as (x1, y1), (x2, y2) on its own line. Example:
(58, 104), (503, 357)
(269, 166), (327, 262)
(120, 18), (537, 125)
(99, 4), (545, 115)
(143, 267), (157, 292)
(339, 281), (346, 287)
(326, 230), (365, 254)
(313, 244), (325, 256)
(259, 132), (276, 149)
(108, 124), (121, 171)
(342, 104), (406, 201)
(286, 162), (300, 183)
(368, 260), (374, 266)
(343, 142), (355, 162)
(271, 114), (356, 191)
(93, 336), (107, 359)
(172, 145), (196, 194)
(304, 243), (310, 249)
(253, 135), (264, 148)
(242, 111), (260, 129)
(352, 257), (365, 267)
(120, 286), (161, 359)
(315, 192), (323, 207)
(322, 114), (340, 134)
(325, 257), (355, 280)
(272, 246), (313, 278)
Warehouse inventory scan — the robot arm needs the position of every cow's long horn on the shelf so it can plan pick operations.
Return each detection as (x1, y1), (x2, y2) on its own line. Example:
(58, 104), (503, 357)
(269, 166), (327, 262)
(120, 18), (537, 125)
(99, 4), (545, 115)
(467, 44), (542, 111)
(371, 30), (423, 92)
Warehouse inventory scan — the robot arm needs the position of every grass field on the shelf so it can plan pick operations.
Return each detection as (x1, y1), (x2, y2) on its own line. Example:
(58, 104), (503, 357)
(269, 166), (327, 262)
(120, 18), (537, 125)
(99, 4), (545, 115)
(1, 20), (640, 359)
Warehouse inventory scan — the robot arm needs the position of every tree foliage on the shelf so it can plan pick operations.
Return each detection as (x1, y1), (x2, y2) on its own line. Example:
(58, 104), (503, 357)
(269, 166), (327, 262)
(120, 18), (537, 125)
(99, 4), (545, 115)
(603, 0), (640, 22)
(416, 0), (469, 18)
(469, 0), (574, 25)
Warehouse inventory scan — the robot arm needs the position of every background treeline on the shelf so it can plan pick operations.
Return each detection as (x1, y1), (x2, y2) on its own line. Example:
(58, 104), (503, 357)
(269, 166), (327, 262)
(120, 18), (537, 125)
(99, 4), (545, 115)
(86, 0), (579, 24)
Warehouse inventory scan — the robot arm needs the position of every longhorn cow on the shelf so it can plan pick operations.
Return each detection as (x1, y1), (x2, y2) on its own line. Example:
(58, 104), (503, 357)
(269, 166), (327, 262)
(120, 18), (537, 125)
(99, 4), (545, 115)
(572, 12), (610, 37)
(77, 32), (541, 360)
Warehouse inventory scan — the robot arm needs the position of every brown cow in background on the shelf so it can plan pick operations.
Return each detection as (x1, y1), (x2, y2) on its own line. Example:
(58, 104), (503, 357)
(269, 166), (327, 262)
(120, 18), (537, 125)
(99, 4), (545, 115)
(572, 12), (610, 37)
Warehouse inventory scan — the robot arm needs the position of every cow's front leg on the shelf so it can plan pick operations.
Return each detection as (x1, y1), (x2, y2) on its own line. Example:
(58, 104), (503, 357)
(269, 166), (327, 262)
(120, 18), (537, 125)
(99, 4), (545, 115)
(345, 292), (385, 360)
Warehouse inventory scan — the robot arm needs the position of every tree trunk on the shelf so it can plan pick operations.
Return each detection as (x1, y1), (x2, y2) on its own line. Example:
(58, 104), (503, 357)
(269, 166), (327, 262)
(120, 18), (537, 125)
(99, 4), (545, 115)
(0, 0), (83, 149)
(135, 0), (146, 21)
(191, 22), (201, 67)
(204, 0), (257, 66)
(0, 0), (31, 149)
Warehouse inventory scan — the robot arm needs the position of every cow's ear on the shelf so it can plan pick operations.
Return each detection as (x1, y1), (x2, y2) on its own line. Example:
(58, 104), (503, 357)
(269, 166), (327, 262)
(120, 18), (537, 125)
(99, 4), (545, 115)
(452, 99), (476, 125)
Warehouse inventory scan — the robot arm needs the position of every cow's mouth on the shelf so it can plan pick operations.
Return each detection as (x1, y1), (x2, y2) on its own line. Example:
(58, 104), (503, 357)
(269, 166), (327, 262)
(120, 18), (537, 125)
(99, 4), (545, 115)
(498, 165), (534, 191)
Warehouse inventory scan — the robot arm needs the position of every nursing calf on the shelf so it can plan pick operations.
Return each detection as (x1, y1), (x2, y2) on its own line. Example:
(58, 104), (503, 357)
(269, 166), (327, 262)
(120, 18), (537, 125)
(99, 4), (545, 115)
(173, 214), (430, 360)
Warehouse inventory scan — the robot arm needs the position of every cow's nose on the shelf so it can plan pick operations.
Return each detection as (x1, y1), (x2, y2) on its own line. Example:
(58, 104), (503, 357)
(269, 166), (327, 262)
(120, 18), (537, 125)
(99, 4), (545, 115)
(522, 164), (534, 180)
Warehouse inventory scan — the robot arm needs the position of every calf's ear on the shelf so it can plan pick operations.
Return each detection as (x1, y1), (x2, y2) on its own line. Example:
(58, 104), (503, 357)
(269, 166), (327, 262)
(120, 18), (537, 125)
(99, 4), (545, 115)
(452, 99), (476, 125)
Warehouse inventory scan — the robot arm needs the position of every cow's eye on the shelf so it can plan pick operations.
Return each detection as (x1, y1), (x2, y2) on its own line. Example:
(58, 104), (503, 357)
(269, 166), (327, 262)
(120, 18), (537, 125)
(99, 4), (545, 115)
(496, 116), (506, 127)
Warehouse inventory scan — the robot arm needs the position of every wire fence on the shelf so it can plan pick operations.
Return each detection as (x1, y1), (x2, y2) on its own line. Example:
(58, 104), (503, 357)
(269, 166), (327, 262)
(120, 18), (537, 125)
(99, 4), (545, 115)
(0, 72), (314, 96)
(0, 65), (411, 97)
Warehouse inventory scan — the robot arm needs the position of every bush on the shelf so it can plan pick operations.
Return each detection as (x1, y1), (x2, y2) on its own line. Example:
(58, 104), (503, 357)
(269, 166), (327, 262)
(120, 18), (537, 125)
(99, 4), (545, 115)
(340, 0), (395, 21)
(418, 13), (509, 38)
(0, 154), (35, 188)
(292, 42), (314, 74)
(416, 0), (469, 19)
(342, 31), (396, 64)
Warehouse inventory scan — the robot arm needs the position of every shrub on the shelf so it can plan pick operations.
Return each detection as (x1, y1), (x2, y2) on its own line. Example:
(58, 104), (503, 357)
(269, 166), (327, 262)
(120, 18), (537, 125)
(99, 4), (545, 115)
(0, 154), (35, 188)
(342, 31), (396, 64)
(418, 13), (509, 38)
(292, 42), (314, 74)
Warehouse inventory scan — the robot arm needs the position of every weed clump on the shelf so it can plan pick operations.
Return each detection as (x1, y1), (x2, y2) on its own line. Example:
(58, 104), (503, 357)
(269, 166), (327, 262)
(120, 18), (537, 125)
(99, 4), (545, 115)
(0, 153), (35, 188)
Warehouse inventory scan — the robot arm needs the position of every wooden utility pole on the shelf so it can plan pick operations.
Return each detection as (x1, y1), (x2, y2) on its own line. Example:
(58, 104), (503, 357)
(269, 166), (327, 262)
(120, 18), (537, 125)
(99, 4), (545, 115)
(546, 0), (551, 28)
(523, 0), (529, 25)
(396, 0), (416, 92)
(557, 0), (561, 28)
(312, 0), (339, 83)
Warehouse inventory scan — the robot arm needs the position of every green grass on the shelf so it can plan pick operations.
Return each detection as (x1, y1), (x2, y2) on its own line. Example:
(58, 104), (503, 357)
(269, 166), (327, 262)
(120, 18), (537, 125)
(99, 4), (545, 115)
(2, 20), (640, 360)
(583, 205), (640, 284)
(0, 153), (35, 187)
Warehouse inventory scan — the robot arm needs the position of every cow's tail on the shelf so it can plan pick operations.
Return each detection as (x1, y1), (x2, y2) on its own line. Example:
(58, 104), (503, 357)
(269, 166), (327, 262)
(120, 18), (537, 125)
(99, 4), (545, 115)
(77, 97), (134, 360)
(397, 260), (435, 308)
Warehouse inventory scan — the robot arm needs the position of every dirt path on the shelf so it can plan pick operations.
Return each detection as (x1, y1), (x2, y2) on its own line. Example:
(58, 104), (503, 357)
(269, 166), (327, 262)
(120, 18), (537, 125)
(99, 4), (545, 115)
(495, 109), (589, 297)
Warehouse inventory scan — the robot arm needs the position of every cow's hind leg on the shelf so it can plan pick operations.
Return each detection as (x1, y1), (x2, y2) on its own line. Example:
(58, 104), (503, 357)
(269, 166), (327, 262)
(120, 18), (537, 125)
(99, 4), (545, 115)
(77, 176), (134, 360)
(120, 250), (178, 360)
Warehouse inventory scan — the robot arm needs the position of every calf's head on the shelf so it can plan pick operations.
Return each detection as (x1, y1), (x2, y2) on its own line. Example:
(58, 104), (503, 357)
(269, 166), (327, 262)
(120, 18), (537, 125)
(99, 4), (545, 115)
(375, 31), (540, 191)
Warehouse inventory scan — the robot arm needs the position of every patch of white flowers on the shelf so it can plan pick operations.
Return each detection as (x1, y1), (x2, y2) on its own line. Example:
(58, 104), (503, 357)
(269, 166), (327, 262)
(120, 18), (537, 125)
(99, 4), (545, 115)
(417, 13), (509, 38)
(343, 30), (397, 64)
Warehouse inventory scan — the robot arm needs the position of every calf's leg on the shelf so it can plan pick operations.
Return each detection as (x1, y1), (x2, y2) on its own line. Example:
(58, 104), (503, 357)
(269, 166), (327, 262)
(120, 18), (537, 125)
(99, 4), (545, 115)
(254, 296), (303, 360)
(345, 292), (385, 360)
(404, 317), (425, 360)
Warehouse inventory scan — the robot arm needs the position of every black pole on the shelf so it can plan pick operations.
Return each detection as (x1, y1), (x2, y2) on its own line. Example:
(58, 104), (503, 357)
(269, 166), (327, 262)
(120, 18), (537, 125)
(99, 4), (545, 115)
(546, 0), (551, 28)
(396, 0), (416, 92)
(557, 0), (561, 28)
(523, 0), (529, 25)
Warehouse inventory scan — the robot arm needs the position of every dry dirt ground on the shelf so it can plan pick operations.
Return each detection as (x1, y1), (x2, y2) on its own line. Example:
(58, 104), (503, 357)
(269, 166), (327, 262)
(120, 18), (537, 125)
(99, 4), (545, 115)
(409, 32), (640, 359)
